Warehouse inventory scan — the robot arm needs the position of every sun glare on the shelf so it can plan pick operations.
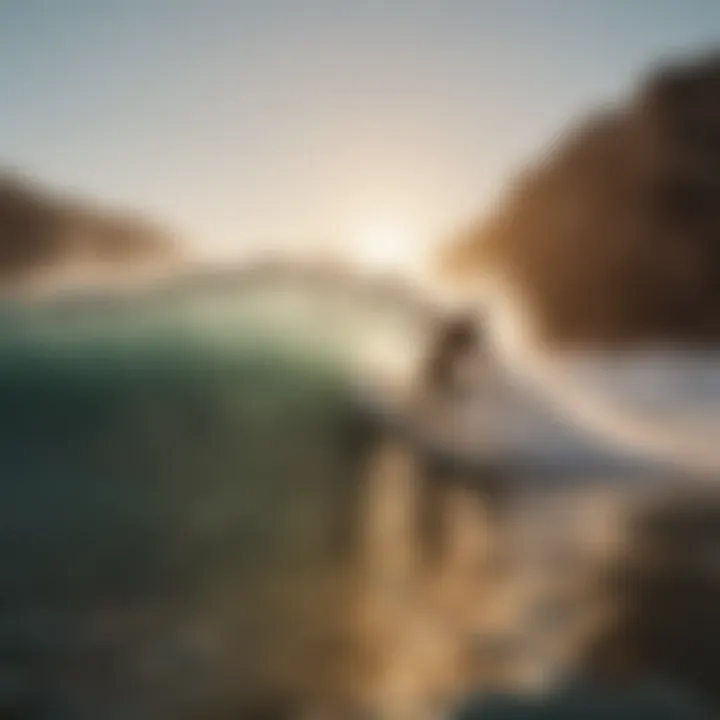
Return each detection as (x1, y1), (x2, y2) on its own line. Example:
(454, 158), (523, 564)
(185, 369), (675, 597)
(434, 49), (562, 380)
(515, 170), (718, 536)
(352, 224), (419, 272)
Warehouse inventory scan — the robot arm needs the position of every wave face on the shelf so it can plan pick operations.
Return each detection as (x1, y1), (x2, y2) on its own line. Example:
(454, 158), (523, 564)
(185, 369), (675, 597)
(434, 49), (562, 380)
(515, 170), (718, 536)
(0, 274), (408, 717)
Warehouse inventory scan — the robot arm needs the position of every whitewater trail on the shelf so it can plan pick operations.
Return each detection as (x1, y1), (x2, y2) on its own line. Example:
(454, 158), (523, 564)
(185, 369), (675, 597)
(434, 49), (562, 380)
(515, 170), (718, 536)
(482, 285), (720, 477)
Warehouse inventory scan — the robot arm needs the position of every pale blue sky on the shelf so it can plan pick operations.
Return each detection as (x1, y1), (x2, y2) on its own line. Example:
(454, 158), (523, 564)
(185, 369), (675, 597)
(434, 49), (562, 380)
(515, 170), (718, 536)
(1, 1), (719, 257)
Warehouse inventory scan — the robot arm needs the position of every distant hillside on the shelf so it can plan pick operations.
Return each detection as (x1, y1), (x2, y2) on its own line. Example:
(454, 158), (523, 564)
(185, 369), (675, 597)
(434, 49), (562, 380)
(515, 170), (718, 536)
(440, 49), (720, 346)
(0, 172), (181, 289)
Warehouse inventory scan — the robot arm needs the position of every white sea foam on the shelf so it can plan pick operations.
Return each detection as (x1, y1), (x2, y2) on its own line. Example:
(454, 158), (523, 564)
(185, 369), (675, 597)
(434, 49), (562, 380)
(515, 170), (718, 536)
(479, 278), (720, 475)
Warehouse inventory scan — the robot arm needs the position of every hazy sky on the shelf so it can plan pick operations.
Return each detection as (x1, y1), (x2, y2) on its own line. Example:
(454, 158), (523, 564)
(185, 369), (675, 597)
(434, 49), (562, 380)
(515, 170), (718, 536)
(1, 1), (719, 260)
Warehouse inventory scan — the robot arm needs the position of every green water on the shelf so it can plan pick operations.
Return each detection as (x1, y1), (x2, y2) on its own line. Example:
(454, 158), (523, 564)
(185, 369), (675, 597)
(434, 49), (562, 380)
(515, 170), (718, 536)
(456, 680), (714, 720)
(0, 287), (380, 716)
(0, 287), (717, 718)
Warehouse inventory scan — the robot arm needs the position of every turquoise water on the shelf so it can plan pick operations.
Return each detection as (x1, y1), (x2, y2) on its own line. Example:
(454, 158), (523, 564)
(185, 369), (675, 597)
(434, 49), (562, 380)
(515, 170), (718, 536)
(0, 273), (425, 614)
(0, 284), (388, 715)
(0, 281), (717, 717)
(0, 286), (372, 706)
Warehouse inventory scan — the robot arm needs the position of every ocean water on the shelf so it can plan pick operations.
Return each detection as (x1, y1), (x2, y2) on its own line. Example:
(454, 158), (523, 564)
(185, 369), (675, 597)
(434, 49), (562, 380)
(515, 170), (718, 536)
(0, 275), (426, 717)
(1, 273), (717, 718)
